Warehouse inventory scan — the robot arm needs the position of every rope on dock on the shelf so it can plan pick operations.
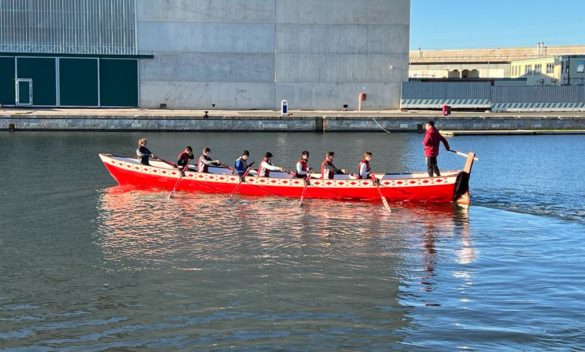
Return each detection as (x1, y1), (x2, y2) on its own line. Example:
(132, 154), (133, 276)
(372, 117), (392, 134)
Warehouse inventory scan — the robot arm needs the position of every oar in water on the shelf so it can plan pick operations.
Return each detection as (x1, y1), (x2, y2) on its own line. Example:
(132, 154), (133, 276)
(371, 174), (392, 213)
(449, 150), (479, 161)
(298, 173), (312, 207)
(229, 167), (252, 201)
(168, 165), (188, 199)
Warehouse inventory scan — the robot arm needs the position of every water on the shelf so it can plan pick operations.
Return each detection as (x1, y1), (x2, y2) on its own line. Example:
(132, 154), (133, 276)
(1, 132), (584, 351)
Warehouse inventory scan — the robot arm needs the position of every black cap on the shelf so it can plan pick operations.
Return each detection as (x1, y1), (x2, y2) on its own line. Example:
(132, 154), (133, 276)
(242, 150), (250, 156)
(265, 152), (273, 158)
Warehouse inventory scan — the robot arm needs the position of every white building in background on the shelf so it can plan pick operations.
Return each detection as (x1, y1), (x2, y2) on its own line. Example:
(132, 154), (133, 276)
(510, 56), (585, 86)
(137, 0), (410, 110)
(409, 43), (585, 83)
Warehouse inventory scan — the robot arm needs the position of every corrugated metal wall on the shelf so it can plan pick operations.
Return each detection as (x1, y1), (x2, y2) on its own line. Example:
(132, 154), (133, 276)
(0, 0), (136, 55)
(402, 82), (585, 110)
(402, 82), (491, 99)
(491, 86), (585, 103)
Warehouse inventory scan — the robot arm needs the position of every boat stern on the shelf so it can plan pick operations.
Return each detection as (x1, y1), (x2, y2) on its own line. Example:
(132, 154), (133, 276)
(453, 152), (476, 207)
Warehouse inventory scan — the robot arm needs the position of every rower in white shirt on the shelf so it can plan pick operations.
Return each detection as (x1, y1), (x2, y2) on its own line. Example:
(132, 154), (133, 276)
(257, 152), (285, 177)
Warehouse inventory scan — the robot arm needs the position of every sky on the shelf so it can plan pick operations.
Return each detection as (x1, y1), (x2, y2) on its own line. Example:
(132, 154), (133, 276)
(410, 0), (585, 50)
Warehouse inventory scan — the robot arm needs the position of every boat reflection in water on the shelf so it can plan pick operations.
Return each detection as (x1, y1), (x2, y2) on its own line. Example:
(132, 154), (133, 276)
(395, 199), (475, 311)
(94, 185), (478, 347)
(96, 185), (474, 269)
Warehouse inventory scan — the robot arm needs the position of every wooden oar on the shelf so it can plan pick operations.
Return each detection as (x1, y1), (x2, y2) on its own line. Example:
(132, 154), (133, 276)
(152, 156), (177, 167)
(168, 165), (187, 199)
(229, 167), (252, 201)
(218, 162), (238, 175)
(371, 174), (392, 213)
(298, 173), (312, 207)
(449, 150), (479, 161)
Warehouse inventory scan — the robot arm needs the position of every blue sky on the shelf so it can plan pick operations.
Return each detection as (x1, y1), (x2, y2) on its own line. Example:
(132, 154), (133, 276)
(410, 0), (585, 50)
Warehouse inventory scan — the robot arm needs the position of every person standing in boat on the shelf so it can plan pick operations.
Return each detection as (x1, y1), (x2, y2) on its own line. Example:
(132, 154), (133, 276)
(321, 151), (346, 179)
(258, 152), (285, 177)
(358, 151), (374, 179)
(198, 147), (221, 173)
(235, 150), (253, 176)
(423, 120), (451, 177)
(295, 151), (313, 178)
(136, 138), (156, 165)
(176, 146), (194, 172)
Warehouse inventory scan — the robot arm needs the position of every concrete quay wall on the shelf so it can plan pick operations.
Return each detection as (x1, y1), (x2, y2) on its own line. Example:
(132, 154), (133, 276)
(0, 116), (315, 132)
(3, 113), (585, 132)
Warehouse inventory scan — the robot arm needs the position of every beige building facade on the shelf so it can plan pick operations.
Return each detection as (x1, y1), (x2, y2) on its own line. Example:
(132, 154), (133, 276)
(510, 56), (585, 85)
(410, 44), (585, 83)
(410, 63), (508, 79)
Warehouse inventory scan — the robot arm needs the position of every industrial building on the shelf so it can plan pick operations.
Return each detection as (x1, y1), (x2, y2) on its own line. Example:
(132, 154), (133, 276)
(0, 0), (410, 110)
(510, 56), (585, 86)
(403, 44), (585, 111)
(410, 43), (585, 83)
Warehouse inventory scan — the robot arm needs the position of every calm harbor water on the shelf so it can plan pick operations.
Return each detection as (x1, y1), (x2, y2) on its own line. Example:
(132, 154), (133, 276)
(1, 131), (584, 351)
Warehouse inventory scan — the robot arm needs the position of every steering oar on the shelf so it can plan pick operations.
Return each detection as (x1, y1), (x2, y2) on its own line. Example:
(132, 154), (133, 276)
(448, 150), (479, 161)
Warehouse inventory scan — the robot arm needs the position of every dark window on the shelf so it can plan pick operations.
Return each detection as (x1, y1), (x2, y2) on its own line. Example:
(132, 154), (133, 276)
(535, 64), (542, 74)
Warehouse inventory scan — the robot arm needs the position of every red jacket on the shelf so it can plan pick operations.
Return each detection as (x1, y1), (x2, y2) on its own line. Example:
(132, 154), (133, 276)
(423, 127), (450, 157)
(176, 151), (194, 168)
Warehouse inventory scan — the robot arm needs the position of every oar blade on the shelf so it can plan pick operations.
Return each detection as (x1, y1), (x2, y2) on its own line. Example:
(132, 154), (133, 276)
(381, 197), (392, 213)
(298, 173), (311, 208)
(228, 168), (251, 203)
(371, 174), (392, 214)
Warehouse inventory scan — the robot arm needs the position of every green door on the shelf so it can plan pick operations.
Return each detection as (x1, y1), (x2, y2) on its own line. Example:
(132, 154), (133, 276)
(59, 58), (99, 106)
(0, 57), (15, 105)
(15, 79), (32, 106)
(100, 59), (138, 107)
(17, 57), (56, 106)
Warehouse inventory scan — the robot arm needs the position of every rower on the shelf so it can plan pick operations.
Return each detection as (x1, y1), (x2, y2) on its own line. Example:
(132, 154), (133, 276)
(258, 152), (285, 177)
(176, 146), (194, 172)
(358, 151), (374, 179)
(198, 147), (221, 173)
(235, 150), (252, 176)
(320, 151), (346, 179)
(136, 138), (157, 165)
(295, 150), (312, 178)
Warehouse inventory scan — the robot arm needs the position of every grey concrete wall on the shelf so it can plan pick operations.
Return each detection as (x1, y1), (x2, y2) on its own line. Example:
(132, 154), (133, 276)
(137, 0), (410, 110)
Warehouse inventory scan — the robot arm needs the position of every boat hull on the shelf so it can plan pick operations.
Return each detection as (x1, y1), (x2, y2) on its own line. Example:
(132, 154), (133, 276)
(100, 153), (471, 204)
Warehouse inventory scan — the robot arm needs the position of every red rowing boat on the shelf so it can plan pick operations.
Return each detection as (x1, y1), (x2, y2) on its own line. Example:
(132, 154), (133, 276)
(99, 152), (476, 206)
